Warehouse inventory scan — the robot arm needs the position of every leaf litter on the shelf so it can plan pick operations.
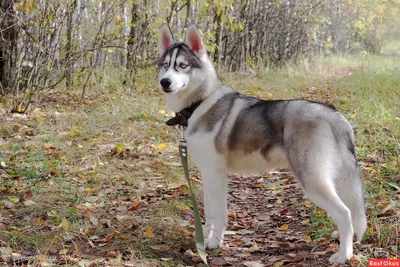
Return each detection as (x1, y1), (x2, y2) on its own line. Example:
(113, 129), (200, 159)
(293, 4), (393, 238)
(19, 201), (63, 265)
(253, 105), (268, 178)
(0, 84), (398, 266)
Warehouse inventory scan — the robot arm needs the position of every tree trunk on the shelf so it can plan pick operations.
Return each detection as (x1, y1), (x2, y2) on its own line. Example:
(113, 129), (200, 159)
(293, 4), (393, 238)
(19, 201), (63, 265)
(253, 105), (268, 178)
(65, 0), (77, 89)
(127, 1), (139, 69)
(185, 0), (191, 27)
(0, 0), (17, 94)
(213, 9), (223, 68)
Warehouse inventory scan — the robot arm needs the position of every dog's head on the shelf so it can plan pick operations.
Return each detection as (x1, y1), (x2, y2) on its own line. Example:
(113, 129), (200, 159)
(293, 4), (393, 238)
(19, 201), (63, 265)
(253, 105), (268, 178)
(158, 25), (208, 99)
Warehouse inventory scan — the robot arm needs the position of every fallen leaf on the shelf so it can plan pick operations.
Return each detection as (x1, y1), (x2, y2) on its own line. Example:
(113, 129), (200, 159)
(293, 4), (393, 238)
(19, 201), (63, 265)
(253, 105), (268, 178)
(58, 255), (79, 264)
(269, 241), (280, 247)
(127, 200), (142, 211)
(175, 203), (191, 213)
(228, 211), (237, 218)
(238, 229), (255, 235)
(59, 249), (68, 255)
(304, 200), (313, 207)
(349, 255), (361, 264)
(116, 144), (124, 152)
(8, 196), (19, 203)
(280, 208), (289, 214)
(301, 218), (309, 225)
(86, 196), (99, 203)
(279, 224), (289, 231)
(11, 252), (21, 260)
(177, 226), (189, 235)
(68, 129), (82, 137)
(142, 113), (150, 121)
(247, 242), (262, 252)
(151, 143), (167, 151)
(211, 257), (226, 266)
(243, 261), (264, 267)
(23, 200), (37, 206)
(144, 225), (154, 238)
(3, 200), (15, 209)
(60, 217), (70, 231)
(106, 250), (120, 257)
(224, 230), (237, 236)
(116, 215), (131, 222)
(303, 235), (312, 242)
(90, 215), (99, 226)
(83, 208), (94, 217)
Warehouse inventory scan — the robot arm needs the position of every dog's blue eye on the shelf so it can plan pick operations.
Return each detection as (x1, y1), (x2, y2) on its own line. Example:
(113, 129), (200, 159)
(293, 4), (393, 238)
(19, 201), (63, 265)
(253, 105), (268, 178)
(163, 62), (168, 69)
(179, 63), (188, 69)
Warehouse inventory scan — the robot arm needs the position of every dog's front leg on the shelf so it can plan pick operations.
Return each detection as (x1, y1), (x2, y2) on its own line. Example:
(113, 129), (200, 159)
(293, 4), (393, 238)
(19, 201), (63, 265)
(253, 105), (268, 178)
(202, 186), (213, 239)
(200, 167), (228, 249)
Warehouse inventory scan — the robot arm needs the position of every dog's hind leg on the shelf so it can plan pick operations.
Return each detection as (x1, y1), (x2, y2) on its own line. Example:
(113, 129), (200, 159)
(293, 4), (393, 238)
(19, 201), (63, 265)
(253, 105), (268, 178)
(335, 150), (367, 242)
(285, 121), (354, 263)
(302, 183), (354, 263)
(335, 170), (366, 243)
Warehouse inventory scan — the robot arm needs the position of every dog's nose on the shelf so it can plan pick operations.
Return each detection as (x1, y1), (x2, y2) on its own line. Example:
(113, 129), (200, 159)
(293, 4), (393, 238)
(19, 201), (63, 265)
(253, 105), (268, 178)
(160, 78), (172, 90)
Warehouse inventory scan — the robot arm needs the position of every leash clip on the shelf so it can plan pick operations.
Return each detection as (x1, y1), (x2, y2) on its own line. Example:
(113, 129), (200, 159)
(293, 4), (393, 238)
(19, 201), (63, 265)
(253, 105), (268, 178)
(179, 126), (187, 159)
(179, 125), (187, 144)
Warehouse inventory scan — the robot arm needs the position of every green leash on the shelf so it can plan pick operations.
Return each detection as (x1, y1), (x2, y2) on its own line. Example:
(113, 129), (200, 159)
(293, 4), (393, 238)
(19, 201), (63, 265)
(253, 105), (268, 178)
(179, 126), (208, 266)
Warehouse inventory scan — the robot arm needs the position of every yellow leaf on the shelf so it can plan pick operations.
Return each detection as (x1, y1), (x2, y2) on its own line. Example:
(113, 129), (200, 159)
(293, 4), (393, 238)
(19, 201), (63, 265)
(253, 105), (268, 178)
(279, 224), (289, 231)
(60, 217), (70, 231)
(84, 187), (91, 192)
(301, 219), (310, 225)
(274, 261), (284, 267)
(269, 185), (280, 190)
(17, 105), (24, 113)
(36, 117), (45, 125)
(142, 113), (150, 121)
(116, 144), (123, 152)
(8, 197), (20, 203)
(151, 143), (167, 151)
(59, 249), (68, 255)
(304, 200), (313, 207)
(118, 234), (128, 239)
(303, 235), (312, 242)
(144, 225), (154, 238)
(158, 143), (167, 150)
(177, 226), (189, 234)
(68, 129), (82, 137)
(175, 203), (191, 213)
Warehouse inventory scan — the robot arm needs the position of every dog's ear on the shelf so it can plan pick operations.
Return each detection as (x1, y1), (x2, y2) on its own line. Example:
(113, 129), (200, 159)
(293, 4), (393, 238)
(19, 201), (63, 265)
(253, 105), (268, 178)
(184, 25), (206, 55)
(160, 24), (175, 55)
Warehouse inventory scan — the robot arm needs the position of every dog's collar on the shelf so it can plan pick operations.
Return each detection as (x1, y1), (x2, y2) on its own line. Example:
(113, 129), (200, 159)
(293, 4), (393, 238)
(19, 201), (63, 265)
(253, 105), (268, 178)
(166, 100), (203, 127)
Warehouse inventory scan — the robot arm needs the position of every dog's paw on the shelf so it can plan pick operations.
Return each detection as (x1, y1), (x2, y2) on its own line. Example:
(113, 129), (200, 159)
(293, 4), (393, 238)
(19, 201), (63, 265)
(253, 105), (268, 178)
(329, 251), (352, 264)
(205, 237), (223, 249)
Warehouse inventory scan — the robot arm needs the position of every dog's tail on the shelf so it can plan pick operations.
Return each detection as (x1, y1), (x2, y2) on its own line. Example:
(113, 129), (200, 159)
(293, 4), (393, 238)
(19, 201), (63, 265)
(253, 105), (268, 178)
(335, 124), (367, 242)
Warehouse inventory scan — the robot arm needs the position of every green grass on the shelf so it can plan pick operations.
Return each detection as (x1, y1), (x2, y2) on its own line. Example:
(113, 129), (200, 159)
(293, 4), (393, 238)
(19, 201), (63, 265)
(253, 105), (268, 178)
(309, 210), (335, 240)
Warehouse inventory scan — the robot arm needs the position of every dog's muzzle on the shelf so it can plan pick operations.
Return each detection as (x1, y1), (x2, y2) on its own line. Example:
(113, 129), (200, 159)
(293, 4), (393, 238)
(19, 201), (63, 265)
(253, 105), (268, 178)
(160, 78), (172, 92)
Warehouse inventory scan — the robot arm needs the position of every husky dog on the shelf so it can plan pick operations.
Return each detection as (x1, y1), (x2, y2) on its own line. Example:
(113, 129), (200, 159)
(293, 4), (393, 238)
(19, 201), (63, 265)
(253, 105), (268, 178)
(157, 24), (367, 264)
